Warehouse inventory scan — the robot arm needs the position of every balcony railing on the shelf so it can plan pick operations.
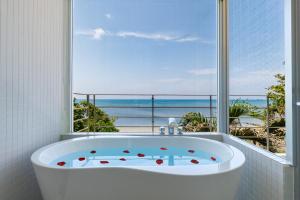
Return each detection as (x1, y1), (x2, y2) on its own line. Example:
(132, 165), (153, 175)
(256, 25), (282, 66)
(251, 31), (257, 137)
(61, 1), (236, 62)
(73, 93), (286, 152)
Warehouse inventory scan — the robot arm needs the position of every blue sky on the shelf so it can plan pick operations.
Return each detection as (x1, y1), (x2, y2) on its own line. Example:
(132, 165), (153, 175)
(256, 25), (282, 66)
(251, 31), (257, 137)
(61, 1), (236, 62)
(73, 0), (284, 95)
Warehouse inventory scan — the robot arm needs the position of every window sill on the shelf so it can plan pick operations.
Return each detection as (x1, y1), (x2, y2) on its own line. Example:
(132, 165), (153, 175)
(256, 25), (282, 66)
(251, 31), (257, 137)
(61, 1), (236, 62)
(221, 133), (292, 166)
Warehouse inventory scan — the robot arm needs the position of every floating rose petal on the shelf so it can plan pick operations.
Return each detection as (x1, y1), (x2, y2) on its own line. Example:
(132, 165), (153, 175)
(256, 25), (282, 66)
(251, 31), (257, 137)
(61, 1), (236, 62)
(78, 157), (85, 161)
(119, 158), (126, 161)
(160, 147), (168, 150)
(191, 159), (199, 164)
(156, 159), (163, 165)
(57, 161), (66, 166)
(90, 150), (96, 154)
(188, 150), (195, 153)
(137, 153), (145, 157)
(211, 157), (216, 161)
(123, 150), (130, 154)
(100, 161), (109, 164)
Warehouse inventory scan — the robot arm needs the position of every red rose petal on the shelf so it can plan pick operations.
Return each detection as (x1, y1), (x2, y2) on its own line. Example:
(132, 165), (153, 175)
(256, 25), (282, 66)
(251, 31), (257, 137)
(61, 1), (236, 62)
(191, 159), (199, 164)
(123, 150), (130, 154)
(78, 157), (85, 161)
(120, 158), (126, 161)
(188, 150), (195, 153)
(100, 161), (109, 164)
(211, 157), (216, 161)
(160, 147), (168, 150)
(137, 153), (145, 157)
(57, 161), (66, 166)
(156, 159), (164, 165)
(90, 150), (96, 154)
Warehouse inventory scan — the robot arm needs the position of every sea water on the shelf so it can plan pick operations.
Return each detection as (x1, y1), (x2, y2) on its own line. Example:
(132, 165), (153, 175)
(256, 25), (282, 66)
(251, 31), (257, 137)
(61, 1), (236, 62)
(75, 98), (267, 127)
(51, 147), (221, 168)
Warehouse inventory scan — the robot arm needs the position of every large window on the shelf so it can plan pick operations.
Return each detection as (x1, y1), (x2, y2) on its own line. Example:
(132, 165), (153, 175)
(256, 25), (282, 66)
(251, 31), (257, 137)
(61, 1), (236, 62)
(72, 0), (218, 134)
(71, 0), (292, 158)
(228, 0), (286, 155)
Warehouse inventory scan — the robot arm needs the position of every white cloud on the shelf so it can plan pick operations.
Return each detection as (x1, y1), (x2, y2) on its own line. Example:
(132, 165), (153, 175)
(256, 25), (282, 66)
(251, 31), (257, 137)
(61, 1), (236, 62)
(187, 68), (216, 76)
(156, 78), (184, 83)
(93, 28), (106, 39)
(76, 27), (211, 44)
(105, 13), (112, 19)
(176, 37), (200, 43)
(76, 28), (107, 40)
(116, 32), (208, 43)
(117, 31), (177, 41)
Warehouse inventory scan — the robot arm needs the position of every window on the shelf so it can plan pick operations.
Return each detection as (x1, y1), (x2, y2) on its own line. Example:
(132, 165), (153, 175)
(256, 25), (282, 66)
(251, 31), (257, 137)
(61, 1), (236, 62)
(72, 0), (218, 134)
(228, 0), (286, 155)
(72, 0), (288, 157)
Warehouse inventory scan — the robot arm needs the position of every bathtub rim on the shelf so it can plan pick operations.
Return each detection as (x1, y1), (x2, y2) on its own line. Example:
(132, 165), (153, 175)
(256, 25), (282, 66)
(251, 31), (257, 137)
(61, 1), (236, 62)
(31, 136), (245, 176)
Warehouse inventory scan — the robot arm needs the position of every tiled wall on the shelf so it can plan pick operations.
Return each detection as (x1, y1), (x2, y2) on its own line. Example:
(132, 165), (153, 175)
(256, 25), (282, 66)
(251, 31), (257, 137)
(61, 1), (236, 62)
(223, 134), (294, 200)
(0, 0), (70, 199)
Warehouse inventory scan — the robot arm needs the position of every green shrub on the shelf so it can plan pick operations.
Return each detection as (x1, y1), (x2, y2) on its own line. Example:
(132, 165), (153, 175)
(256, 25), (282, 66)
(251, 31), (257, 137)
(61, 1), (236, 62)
(73, 100), (119, 132)
(180, 112), (214, 132)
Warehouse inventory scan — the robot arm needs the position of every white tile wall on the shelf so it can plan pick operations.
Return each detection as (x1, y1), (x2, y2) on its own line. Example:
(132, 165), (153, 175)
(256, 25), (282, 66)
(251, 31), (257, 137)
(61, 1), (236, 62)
(223, 134), (294, 200)
(0, 0), (70, 200)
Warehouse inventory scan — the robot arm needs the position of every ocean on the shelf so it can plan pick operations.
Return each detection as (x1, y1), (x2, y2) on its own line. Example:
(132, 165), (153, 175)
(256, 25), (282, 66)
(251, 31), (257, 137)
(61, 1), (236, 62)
(76, 99), (267, 127)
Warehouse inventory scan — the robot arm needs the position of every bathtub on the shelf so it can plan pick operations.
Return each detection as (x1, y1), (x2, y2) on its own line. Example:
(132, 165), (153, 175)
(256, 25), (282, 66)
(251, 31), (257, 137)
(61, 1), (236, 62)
(31, 136), (245, 200)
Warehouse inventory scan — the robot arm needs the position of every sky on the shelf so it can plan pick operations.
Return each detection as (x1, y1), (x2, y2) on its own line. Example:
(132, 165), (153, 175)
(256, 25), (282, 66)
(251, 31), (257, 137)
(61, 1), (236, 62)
(73, 0), (285, 95)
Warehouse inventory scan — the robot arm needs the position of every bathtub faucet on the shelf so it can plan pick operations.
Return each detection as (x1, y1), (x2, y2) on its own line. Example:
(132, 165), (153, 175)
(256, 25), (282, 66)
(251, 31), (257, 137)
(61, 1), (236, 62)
(168, 118), (177, 135)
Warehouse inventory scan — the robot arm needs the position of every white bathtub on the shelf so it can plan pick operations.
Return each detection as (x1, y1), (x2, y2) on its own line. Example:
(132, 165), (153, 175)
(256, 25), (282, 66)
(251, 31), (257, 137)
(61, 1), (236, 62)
(31, 136), (245, 200)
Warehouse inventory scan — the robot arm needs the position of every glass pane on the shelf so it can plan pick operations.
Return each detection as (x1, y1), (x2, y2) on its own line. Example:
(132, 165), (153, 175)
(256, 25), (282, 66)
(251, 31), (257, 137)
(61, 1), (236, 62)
(228, 0), (286, 156)
(73, 0), (217, 134)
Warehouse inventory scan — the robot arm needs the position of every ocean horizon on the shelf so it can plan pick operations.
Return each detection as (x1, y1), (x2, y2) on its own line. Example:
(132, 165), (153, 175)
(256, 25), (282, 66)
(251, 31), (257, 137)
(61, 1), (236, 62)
(76, 99), (266, 127)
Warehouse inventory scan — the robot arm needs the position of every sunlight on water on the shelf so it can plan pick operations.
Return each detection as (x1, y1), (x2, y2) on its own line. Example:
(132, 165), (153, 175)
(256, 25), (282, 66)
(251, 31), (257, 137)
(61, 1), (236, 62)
(51, 147), (221, 168)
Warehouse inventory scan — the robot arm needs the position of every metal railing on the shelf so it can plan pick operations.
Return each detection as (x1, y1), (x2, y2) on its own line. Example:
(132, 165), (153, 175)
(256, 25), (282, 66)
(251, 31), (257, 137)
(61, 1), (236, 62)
(73, 93), (216, 132)
(73, 93), (286, 152)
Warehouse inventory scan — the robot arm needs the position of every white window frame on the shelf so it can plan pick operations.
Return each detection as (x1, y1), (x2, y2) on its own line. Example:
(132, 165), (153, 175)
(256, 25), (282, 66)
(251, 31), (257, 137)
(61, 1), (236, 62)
(217, 0), (299, 167)
(285, 0), (300, 199)
(70, 0), (74, 133)
(69, 0), (298, 167)
(284, 0), (299, 166)
(217, 0), (229, 134)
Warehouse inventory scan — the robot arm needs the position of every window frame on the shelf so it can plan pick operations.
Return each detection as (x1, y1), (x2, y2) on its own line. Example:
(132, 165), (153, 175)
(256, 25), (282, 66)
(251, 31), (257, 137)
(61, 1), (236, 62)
(284, 0), (299, 166)
(217, 0), (229, 134)
(217, 0), (298, 164)
(69, 0), (297, 165)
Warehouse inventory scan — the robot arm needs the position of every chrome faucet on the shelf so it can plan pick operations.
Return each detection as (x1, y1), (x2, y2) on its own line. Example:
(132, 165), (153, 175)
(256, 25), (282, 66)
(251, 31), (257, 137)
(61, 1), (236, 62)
(159, 126), (166, 135)
(177, 126), (183, 135)
(168, 118), (177, 135)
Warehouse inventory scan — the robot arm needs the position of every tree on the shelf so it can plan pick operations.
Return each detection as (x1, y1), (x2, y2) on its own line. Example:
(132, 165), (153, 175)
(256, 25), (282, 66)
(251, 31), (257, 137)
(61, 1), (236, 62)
(73, 99), (119, 132)
(267, 73), (285, 118)
(250, 74), (286, 132)
(233, 74), (286, 153)
(180, 112), (213, 132)
(267, 74), (285, 135)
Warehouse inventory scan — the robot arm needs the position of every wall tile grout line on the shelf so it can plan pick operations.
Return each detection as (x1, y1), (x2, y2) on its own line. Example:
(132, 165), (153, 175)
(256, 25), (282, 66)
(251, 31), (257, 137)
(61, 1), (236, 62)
(0, 0), (70, 199)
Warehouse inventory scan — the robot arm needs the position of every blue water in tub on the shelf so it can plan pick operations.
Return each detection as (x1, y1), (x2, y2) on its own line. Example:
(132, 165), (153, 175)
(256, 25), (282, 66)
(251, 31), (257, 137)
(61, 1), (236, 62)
(50, 147), (221, 168)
